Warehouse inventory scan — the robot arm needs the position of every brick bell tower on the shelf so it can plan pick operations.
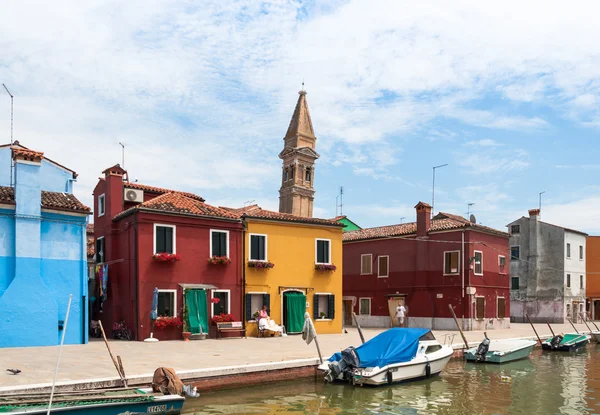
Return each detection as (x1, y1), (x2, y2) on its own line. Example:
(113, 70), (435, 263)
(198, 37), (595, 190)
(278, 90), (320, 218)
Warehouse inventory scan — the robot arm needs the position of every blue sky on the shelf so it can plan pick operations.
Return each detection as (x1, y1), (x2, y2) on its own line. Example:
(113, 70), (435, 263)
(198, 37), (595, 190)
(1, 0), (599, 232)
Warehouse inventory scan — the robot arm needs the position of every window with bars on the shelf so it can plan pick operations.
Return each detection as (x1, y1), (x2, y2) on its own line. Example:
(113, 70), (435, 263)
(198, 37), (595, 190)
(474, 251), (483, 275)
(360, 254), (372, 275)
(250, 234), (267, 261)
(510, 224), (520, 234)
(211, 230), (228, 257)
(378, 256), (389, 278)
(155, 225), (175, 254)
(476, 297), (485, 320)
(316, 239), (331, 264)
(444, 251), (460, 275)
(497, 297), (506, 319)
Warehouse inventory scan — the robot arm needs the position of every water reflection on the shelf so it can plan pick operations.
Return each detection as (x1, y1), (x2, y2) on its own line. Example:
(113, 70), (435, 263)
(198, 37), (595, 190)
(184, 346), (600, 415)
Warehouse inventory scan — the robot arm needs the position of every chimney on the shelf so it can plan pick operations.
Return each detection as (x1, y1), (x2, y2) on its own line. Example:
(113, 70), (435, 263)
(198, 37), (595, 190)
(102, 164), (126, 218)
(528, 208), (540, 221)
(415, 202), (432, 237)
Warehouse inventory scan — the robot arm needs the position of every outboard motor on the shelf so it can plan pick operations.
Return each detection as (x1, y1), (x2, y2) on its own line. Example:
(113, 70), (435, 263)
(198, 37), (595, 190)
(550, 334), (564, 349)
(324, 346), (360, 383)
(475, 336), (490, 362)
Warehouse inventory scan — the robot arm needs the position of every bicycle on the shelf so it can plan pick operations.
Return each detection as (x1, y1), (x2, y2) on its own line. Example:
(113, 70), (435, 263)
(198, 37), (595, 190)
(112, 320), (132, 340)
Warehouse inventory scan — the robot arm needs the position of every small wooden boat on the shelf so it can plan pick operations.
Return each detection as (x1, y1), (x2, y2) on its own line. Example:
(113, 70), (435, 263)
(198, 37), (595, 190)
(541, 333), (590, 351)
(464, 339), (537, 364)
(0, 387), (185, 414)
(590, 331), (600, 343)
(319, 328), (454, 386)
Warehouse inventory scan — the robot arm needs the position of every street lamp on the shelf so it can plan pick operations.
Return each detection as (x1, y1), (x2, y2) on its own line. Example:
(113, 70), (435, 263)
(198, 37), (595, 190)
(432, 164), (448, 217)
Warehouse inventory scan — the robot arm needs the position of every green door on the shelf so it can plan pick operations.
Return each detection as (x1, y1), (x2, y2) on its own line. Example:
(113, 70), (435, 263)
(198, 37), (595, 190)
(284, 291), (306, 333)
(185, 289), (208, 334)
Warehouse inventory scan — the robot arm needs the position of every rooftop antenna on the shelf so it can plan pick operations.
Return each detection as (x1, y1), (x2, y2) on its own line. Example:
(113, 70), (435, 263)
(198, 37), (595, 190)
(119, 142), (125, 170)
(244, 200), (255, 207)
(400, 217), (406, 224)
(466, 203), (475, 217)
(3, 84), (14, 187)
(339, 186), (344, 216)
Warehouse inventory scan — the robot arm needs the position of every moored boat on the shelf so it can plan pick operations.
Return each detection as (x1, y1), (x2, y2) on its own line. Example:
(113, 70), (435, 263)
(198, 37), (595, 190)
(0, 388), (185, 414)
(591, 331), (600, 343)
(464, 338), (537, 364)
(318, 328), (453, 386)
(541, 333), (590, 351)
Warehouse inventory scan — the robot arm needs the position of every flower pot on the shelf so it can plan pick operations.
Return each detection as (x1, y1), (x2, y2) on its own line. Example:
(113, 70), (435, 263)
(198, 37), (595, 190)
(182, 331), (191, 342)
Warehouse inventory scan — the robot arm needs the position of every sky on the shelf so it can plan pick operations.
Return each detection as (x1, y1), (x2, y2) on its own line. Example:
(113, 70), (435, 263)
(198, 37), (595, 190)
(1, 0), (599, 233)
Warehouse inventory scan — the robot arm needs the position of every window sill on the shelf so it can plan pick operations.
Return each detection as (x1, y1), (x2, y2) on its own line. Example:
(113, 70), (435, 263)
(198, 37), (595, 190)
(360, 273), (373, 276)
(315, 263), (332, 266)
(474, 273), (483, 277)
(315, 318), (333, 322)
(443, 273), (460, 277)
(377, 275), (389, 278)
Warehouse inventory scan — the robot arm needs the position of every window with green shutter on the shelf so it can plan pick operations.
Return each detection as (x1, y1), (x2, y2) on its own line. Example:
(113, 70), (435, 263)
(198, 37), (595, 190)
(250, 234), (267, 261)
(316, 239), (330, 264)
(155, 225), (174, 254)
(315, 293), (335, 319)
(211, 230), (228, 257)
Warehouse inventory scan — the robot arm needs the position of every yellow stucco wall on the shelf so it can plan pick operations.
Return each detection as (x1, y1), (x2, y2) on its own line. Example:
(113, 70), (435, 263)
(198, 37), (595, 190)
(244, 220), (343, 336)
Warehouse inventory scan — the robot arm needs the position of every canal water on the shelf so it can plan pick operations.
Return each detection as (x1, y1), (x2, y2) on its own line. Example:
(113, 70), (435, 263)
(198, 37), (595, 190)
(183, 346), (600, 415)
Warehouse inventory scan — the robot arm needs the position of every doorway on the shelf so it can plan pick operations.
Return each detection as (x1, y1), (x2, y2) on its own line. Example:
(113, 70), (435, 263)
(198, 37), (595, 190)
(282, 291), (306, 334)
(594, 300), (600, 320)
(387, 296), (405, 327)
(343, 300), (353, 327)
(184, 289), (208, 334)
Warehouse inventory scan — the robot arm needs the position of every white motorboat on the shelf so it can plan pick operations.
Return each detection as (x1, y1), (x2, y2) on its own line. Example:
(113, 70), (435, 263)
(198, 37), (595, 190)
(318, 328), (454, 386)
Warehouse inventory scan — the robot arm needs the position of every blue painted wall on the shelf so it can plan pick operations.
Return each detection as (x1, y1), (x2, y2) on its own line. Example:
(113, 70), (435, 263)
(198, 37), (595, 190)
(0, 146), (74, 192)
(0, 155), (88, 348)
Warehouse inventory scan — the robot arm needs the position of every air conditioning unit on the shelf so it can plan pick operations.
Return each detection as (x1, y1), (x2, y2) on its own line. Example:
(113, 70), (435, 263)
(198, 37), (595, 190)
(124, 188), (144, 203)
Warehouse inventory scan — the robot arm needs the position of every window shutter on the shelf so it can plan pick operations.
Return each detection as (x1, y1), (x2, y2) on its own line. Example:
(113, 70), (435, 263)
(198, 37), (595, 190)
(259, 236), (265, 260)
(220, 232), (227, 256)
(211, 232), (219, 256)
(165, 227), (173, 253)
(328, 295), (335, 319)
(245, 294), (252, 321)
(263, 293), (270, 314)
(313, 294), (319, 319)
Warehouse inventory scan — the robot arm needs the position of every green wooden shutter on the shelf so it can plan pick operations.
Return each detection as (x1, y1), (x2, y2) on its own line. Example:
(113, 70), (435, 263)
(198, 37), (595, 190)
(245, 294), (252, 321)
(263, 293), (270, 314)
(328, 295), (335, 319)
(313, 294), (319, 319)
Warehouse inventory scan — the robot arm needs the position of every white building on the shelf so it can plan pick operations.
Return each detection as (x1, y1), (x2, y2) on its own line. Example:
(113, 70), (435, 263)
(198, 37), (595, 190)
(508, 208), (587, 323)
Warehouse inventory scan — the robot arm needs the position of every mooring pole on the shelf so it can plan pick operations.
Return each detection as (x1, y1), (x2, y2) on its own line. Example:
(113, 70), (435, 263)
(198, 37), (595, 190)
(448, 304), (469, 349)
(352, 312), (366, 345)
(567, 318), (579, 334)
(580, 313), (593, 333)
(526, 314), (542, 346)
(546, 321), (556, 337)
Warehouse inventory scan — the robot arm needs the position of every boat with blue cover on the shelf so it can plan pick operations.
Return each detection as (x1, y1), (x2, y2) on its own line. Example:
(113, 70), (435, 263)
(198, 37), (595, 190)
(0, 387), (185, 414)
(541, 333), (590, 351)
(318, 328), (453, 386)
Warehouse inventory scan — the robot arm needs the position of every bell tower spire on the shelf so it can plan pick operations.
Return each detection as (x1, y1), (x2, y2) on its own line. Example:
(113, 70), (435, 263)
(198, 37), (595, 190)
(278, 90), (320, 217)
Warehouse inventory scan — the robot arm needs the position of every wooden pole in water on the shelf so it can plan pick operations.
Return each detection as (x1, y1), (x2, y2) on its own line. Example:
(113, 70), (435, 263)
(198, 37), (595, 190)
(99, 321), (127, 387)
(448, 304), (469, 349)
(567, 318), (579, 334)
(47, 295), (72, 415)
(526, 314), (542, 346)
(352, 312), (366, 345)
(587, 312), (600, 331)
(546, 321), (556, 337)
(578, 313), (593, 333)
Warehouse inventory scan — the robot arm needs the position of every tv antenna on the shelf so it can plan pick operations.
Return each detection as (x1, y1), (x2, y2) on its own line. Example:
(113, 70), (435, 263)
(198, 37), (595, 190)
(3, 84), (14, 187)
(118, 142), (125, 170)
(400, 217), (406, 224)
(466, 203), (475, 217)
(339, 186), (344, 215)
(244, 200), (255, 207)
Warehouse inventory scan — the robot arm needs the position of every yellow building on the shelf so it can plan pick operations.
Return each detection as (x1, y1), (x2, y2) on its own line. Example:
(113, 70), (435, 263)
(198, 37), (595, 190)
(232, 206), (344, 336)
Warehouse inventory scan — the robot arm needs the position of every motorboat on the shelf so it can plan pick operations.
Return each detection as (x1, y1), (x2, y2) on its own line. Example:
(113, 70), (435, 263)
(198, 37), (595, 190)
(0, 387), (184, 414)
(590, 331), (600, 343)
(318, 328), (454, 386)
(464, 337), (537, 364)
(541, 333), (590, 351)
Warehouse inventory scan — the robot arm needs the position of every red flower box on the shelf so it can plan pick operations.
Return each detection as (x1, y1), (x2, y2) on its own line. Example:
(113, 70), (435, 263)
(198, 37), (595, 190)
(248, 260), (275, 270)
(210, 313), (235, 325)
(315, 264), (337, 272)
(154, 316), (183, 329)
(152, 253), (181, 263)
(207, 256), (231, 265)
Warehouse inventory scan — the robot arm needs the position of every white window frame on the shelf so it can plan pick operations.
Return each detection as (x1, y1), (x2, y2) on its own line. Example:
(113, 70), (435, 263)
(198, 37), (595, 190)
(510, 245), (520, 261)
(360, 254), (373, 275)
(443, 250), (461, 276)
(498, 255), (506, 274)
(157, 289), (177, 318)
(475, 296), (485, 320)
(497, 296), (506, 320)
(247, 291), (267, 321)
(315, 292), (333, 320)
(211, 289), (231, 317)
(210, 229), (230, 258)
(249, 233), (268, 262)
(315, 238), (332, 265)
(378, 255), (389, 278)
(359, 297), (371, 316)
(96, 236), (105, 263)
(566, 243), (571, 259)
(98, 194), (105, 217)
(473, 250), (483, 276)
(153, 224), (176, 254)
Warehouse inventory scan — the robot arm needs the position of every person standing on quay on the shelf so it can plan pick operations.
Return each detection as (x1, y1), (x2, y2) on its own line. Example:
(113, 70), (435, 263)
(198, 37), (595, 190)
(396, 301), (407, 327)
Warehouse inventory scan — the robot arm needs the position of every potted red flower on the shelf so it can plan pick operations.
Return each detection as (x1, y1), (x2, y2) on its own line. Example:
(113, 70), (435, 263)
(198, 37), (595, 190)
(248, 260), (275, 270)
(207, 256), (231, 265)
(315, 264), (337, 272)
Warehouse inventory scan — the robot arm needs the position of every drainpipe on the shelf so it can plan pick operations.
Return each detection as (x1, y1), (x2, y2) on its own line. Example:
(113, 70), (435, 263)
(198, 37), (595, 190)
(461, 230), (465, 330)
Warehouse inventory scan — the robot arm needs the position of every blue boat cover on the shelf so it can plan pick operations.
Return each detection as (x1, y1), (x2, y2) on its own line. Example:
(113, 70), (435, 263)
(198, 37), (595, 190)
(329, 328), (430, 368)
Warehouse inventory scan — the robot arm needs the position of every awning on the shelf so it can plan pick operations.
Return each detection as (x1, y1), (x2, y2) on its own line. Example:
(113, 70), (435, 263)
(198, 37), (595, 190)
(178, 283), (218, 290)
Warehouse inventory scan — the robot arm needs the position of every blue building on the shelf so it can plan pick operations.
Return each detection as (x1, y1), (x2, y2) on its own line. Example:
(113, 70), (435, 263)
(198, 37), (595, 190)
(0, 142), (90, 347)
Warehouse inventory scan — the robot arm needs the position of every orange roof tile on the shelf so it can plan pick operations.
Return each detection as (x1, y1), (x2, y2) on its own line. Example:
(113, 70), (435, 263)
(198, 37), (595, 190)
(0, 186), (90, 213)
(224, 204), (343, 227)
(12, 147), (44, 160)
(124, 182), (205, 202)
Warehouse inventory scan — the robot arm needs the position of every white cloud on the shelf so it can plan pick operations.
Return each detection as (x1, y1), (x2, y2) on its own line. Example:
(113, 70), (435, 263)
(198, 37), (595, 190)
(541, 197), (600, 234)
(465, 139), (502, 147)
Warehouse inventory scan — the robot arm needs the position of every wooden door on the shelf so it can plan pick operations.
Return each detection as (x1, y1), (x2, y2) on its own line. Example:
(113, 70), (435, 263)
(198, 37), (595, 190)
(387, 297), (405, 327)
(343, 300), (353, 327)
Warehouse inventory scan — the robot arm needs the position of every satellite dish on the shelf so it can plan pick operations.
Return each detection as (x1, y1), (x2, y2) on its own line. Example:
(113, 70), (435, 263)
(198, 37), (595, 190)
(469, 214), (477, 224)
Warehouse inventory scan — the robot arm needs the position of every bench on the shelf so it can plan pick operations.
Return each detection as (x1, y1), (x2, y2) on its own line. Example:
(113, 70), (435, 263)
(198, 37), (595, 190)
(216, 321), (246, 339)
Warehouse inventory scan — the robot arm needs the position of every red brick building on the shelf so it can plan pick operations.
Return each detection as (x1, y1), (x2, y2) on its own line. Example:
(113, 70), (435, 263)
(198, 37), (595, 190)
(342, 202), (510, 331)
(93, 165), (243, 340)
